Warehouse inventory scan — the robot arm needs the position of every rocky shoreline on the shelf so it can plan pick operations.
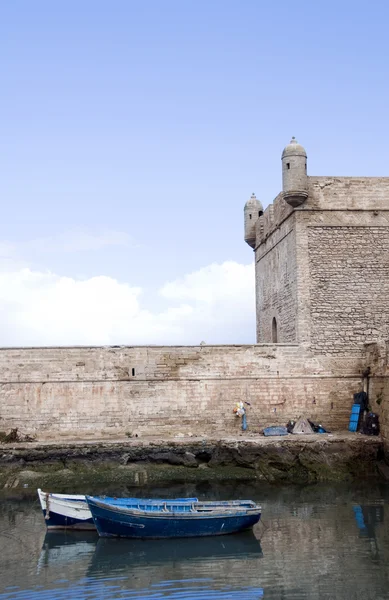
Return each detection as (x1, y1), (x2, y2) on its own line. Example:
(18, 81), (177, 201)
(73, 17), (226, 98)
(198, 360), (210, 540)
(0, 432), (385, 489)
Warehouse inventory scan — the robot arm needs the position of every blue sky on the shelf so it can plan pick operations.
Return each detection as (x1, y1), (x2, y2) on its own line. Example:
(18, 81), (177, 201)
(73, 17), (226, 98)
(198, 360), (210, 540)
(0, 0), (388, 345)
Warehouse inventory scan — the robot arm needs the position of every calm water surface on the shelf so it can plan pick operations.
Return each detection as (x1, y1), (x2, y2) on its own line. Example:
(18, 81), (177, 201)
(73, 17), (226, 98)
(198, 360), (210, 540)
(0, 481), (389, 599)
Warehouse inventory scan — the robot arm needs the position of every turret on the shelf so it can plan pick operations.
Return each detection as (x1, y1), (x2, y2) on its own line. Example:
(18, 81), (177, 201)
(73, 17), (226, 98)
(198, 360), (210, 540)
(282, 137), (308, 207)
(244, 193), (263, 248)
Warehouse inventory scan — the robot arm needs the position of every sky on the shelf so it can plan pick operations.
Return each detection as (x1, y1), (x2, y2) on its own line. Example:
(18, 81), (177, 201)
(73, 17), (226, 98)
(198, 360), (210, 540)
(0, 0), (388, 346)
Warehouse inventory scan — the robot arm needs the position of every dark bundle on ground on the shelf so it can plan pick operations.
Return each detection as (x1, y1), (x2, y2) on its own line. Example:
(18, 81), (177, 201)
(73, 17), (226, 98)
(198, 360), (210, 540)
(0, 428), (36, 443)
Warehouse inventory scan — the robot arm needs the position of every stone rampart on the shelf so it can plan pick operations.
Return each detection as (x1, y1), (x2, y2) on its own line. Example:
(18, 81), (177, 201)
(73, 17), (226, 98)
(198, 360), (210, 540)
(0, 345), (365, 440)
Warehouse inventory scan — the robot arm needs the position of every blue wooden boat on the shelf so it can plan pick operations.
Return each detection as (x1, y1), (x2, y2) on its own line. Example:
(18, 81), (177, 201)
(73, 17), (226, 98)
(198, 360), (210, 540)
(37, 489), (197, 530)
(86, 496), (262, 539)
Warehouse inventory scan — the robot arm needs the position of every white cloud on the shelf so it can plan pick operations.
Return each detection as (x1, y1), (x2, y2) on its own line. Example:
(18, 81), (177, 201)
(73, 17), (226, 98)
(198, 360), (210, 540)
(0, 261), (256, 346)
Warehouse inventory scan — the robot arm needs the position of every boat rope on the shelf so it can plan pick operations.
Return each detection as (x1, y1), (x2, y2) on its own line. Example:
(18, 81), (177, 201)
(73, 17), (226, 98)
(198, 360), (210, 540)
(45, 493), (50, 520)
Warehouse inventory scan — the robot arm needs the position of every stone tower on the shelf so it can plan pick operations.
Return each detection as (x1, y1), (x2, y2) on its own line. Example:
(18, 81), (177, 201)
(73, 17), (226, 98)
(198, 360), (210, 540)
(282, 137), (308, 207)
(244, 193), (263, 248)
(244, 138), (389, 353)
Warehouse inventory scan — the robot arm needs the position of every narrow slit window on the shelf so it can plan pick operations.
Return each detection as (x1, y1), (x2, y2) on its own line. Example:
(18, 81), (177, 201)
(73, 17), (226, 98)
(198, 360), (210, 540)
(132, 368), (136, 377)
(249, 214), (252, 220)
(272, 317), (278, 343)
(287, 163), (290, 170)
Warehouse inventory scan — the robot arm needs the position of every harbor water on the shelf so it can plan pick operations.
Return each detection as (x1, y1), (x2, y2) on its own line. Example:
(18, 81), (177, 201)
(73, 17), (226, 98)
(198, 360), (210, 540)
(0, 481), (388, 599)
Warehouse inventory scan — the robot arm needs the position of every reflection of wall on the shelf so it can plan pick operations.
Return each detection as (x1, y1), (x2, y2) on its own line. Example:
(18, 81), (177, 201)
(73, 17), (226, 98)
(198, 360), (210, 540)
(262, 501), (389, 599)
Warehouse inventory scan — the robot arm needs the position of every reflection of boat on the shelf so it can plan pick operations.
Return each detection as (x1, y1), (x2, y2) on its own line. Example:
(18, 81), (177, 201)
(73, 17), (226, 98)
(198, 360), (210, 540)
(38, 489), (198, 531)
(35, 530), (263, 598)
(86, 496), (262, 539)
(352, 503), (384, 560)
(36, 531), (97, 573)
(353, 504), (384, 536)
(88, 530), (263, 574)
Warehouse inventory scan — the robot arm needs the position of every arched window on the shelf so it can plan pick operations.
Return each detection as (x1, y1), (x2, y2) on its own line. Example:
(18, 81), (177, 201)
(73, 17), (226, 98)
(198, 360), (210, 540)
(272, 317), (278, 343)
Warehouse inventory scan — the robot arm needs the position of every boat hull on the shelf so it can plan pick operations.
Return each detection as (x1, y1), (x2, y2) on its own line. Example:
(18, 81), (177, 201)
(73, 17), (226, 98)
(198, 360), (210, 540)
(87, 498), (261, 539)
(38, 489), (94, 530)
(41, 509), (96, 530)
(37, 490), (199, 531)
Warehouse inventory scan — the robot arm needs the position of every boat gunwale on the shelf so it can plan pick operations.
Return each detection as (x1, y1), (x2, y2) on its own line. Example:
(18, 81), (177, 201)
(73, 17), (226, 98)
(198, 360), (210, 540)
(86, 497), (261, 520)
(37, 489), (87, 505)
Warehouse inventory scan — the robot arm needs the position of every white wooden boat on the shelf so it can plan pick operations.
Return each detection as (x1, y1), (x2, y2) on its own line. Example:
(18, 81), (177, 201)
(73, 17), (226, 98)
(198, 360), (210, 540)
(37, 489), (95, 530)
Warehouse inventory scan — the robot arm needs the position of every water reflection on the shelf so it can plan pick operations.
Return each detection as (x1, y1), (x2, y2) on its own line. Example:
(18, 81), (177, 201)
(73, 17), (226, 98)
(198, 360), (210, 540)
(36, 531), (98, 574)
(31, 531), (264, 599)
(353, 503), (385, 562)
(88, 531), (263, 571)
(36, 529), (263, 572)
(353, 504), (384, 537)
(1, 483), (389, 599)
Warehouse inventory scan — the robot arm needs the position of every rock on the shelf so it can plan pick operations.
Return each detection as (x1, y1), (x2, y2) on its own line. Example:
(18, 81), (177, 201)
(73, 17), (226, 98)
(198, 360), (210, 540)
(151, 452), (185, 466)
(56, 469), (75, 477)
(18, 470), (42, 480)
(183, 452), (198, 467)
(121, 453), (130, 465)
(377, 461), (389, 480)
(148, 451), (198, 468)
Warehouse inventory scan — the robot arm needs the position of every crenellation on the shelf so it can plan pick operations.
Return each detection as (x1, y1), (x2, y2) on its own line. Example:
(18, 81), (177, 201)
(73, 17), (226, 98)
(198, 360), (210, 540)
(255, 193), (294, 245)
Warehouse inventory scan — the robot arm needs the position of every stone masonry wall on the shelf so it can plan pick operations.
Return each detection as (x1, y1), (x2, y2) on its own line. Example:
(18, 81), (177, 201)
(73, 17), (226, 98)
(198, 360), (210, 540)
(308, 226), (389, 354)
(255, 215), (297, 343)
(307, 177), (389, 211)
(367, 342), (389, 448)
(370, 376), (389, 445)
(0, 345), (364, 440)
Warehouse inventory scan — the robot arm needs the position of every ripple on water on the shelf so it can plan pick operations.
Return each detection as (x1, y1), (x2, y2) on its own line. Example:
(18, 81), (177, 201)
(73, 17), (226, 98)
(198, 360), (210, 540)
(0, 482), (389, 600)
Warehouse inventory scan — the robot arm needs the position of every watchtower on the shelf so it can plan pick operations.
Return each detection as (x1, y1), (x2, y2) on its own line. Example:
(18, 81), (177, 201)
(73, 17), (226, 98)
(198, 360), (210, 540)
(244, 138), (389, 355)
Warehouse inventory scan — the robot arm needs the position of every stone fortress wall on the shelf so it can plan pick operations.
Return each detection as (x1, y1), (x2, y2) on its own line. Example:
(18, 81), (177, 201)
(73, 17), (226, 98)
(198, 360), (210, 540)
(0, 345), (366, 439)
(250, 175), (389, 351)
(1, 138), (389, 443)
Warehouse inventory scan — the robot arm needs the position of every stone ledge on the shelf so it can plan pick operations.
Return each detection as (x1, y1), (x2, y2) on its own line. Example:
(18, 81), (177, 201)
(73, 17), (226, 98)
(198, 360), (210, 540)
(0, 430), (380, 450)
(0, 432), (383, 487)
